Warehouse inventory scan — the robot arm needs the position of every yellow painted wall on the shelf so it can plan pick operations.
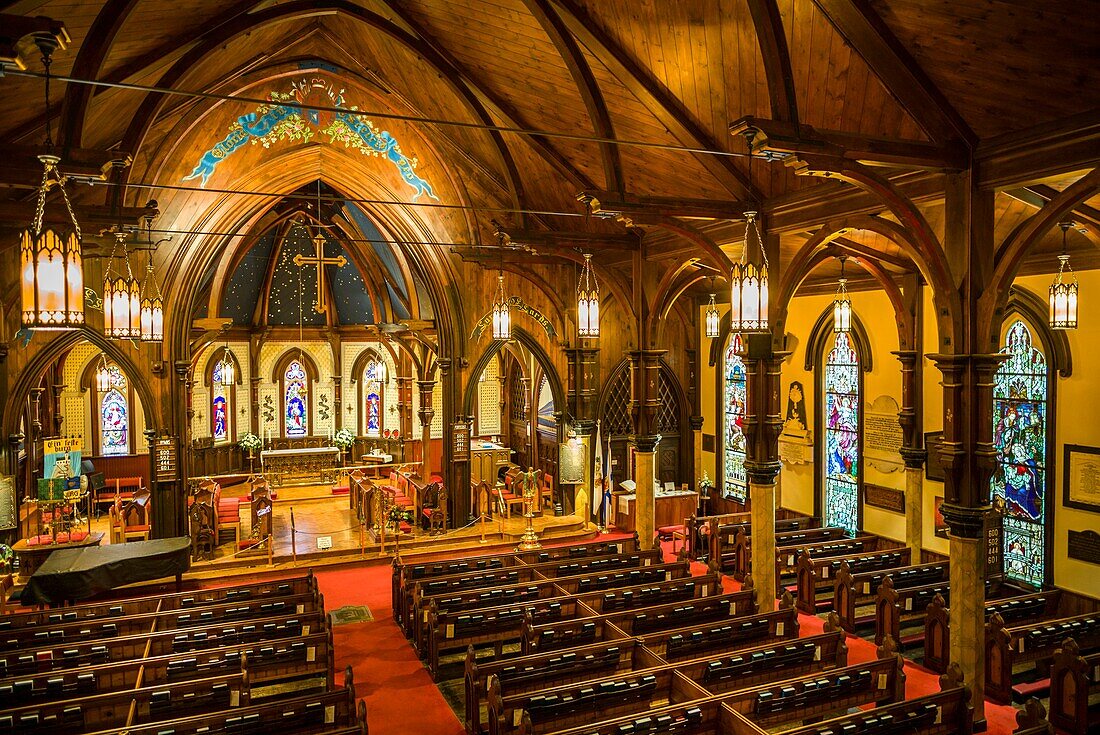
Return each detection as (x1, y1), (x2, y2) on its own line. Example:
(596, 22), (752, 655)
(698, 274), (1100, 599)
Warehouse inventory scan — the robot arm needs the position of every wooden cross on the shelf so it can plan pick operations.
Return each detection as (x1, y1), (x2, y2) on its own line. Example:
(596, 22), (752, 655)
(293, 231), (347, 313)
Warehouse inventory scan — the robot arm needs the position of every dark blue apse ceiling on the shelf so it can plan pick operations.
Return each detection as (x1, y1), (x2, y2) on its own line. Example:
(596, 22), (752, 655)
(220, 225), (374, 325)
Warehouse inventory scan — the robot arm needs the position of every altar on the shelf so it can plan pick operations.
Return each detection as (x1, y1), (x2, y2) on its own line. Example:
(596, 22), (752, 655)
(261, 446), (341, 485)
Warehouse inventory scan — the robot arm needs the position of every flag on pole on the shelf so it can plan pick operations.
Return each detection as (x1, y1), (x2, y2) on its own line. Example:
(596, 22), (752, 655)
(592, 420), (603, 520)
(602, 433), (613, 526)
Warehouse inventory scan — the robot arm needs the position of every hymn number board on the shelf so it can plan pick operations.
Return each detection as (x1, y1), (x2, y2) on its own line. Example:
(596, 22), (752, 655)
(155, 437), (179, 482)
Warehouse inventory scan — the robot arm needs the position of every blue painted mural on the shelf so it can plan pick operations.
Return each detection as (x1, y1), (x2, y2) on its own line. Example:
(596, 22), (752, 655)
(185, 78), (438, 201)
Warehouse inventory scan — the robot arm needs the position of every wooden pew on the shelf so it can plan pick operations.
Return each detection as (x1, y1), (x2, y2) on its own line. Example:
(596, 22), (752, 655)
(628, 606), (801, 664)
(923, 590), (1062, 673)
(985, 611), (1100, 703)
(0, 668), (250, 732)
(833, 559), (948, 633)
(511, 648), (909, 735)
(428, 596), (595, 680)
(699, 514), (818, 568)
(795, 546), (909, 614)
(465, 639), (658, 735)
(1049, 637), (1100, 735)
(413, 562), (690, 653)
(488, 664), (708, 734)
(0, 610), (326, 678)
(0, 590), (323, 651)
(729, 525), (851, 581)
(0, 573), (317, 633)
(668, 630), (848, 695)
(573, 575), (724, 615)
(1014, 697), (1056, 735)
(0, 629), (334, 708)
(82, 667), (364, 735)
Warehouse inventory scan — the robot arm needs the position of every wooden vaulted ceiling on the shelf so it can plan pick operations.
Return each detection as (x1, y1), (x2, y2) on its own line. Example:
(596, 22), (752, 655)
(1, 0), (1097, 294)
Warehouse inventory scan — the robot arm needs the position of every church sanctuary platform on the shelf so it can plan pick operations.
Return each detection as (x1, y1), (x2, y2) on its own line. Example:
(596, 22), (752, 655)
(1, 2), (1098, 733)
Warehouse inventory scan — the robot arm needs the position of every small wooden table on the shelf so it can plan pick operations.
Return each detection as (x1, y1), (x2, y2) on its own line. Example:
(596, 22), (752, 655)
(612, 490), (699, 534)
(12, 532), (104, 581)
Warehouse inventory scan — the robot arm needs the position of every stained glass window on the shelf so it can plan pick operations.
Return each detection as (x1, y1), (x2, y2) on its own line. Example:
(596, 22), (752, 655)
(212, 360), (229, 443)
(723, 334), (747, 501)
(284, 359), (309, 437)
(824, 332), (860, 535)
(365, 359), (382, 437)
(991, 320), (1048, 587)
(100, 365), (129, 456)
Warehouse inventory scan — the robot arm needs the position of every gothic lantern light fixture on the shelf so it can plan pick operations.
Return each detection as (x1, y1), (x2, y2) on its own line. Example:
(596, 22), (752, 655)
(491, 230), (510, 340)
(20, 40), (85, 331)
(1049, 221), (1079, 330)
(577, 253), (600, 338)
(218, 343), (235, 385)
(95, 354), (111, 392)
(833, 255), (852, 333)
(704, 279), (720, 339)
(730, 210), (768, 333)
(139, 263), (163, 342)
(103, 232), (141, 340)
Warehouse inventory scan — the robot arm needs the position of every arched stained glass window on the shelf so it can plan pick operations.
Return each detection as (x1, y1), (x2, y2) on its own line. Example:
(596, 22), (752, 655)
(101, 365), (129, 456)
(723, 334), (747, 501)
(212, 359), (230, 443)
(991, 320), (1049, 588)
(284, 359), (309, 437)
(364, 360), (383, 437)
(823, 332), (860, 535)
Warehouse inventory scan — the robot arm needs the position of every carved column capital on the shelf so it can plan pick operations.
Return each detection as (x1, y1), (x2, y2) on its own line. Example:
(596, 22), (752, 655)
(744, 459), (782, 486)
(633, 434), (660, 454)
(688, 415), (704, 432)
(899, 446), (928, 470)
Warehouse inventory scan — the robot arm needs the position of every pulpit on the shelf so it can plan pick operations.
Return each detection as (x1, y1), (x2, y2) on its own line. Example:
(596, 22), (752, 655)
(470, 441), (511, 485)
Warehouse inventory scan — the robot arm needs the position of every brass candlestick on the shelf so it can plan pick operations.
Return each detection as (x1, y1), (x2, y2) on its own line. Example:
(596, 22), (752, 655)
(515, 466), (541, 551)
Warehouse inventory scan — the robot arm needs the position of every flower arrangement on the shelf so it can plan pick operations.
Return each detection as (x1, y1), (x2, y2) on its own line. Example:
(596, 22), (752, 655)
(333, 427), (356, 449)
(699, 470), (714, 496)
(239, 432), (262, 453)
(387, 507), (413, 526)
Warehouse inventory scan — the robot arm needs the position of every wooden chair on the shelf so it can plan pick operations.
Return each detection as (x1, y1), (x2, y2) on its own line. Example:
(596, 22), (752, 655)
(118, 487), (152, 542)
(0, 574), (12, 615)
(420, 482), (447, 535)
(188, 500), (216, 560)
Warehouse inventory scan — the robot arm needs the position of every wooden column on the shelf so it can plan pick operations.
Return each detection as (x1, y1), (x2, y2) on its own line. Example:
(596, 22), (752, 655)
(741, 334), (787, 612)
(689, 414), (704, 491)
(416, 378), (435, 482)
(567, 345), (599, 518)
(931, 169), (998, 728)
(895, 349), (925, 558)
(629, 349), (664, 550)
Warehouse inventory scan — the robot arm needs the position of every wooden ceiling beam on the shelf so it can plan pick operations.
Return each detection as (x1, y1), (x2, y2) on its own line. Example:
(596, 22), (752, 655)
(810, 0), (976, 147)
(0, 144), (131, 186)
(500, 227), (639, 251)
(523, 0), (622, 194)
(978, 110), (1100, 190)
(550, 0), (760, 201)
(585, 190), (749, 221)
(731, 116), (966, 170)
(0, 14), (69, 72)
(1008, 183), (1100, 236)
(744, 0), (799, 126)
(831, 236), (914, 270)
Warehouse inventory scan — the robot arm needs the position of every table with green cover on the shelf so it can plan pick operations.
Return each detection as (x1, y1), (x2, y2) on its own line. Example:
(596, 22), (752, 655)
(22, 536), (191, 604)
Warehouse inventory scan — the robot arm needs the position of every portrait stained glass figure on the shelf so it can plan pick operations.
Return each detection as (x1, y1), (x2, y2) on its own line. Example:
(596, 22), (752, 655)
(824, 332), (860, 535)
(724, 334), (748, 501)
(991, 320), (1049, 587)
(212, 360), (229, 443)
(101, 366), (129, 456)
(284, 359), (309, 437)
(365, 360), (382, 437)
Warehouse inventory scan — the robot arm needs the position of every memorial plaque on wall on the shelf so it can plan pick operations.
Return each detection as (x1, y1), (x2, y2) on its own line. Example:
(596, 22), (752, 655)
(0, 476), (15, 530)
(865, 395), (904, 473)
(863, 483), (905, 513)
(1068, 529), (1100, 565)
(452, 422), (470, 461)
(559, 442), (586, 484)
(1064, 445), (1100, 513)
(155, 437), (179, 482)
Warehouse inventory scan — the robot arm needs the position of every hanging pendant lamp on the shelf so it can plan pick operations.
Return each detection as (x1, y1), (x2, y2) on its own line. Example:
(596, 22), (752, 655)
(492, 273), (511, 340)
(704, 278), (720, 339)
(139, 262), (164, 342)
(577, 253), (600, 338)
(95, 354), (112, 392)
(730, 211), (769, 333)
(103, 232), (141, 340)
(833, 255), (852, 333)
(218, 343), (235, 384)
(1049, 221), (1079, 330)
(20, 44), (85, 331)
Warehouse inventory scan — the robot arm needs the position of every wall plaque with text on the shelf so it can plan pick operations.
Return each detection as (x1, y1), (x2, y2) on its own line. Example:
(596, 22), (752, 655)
(558, 442), (586, 485)
(1068, 529), (1100, 565)
(452, 422), (470, 461)
(863, 483), (905, 513)
(1064, 445), (1100, 513)
(155, 437), (179, 482)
